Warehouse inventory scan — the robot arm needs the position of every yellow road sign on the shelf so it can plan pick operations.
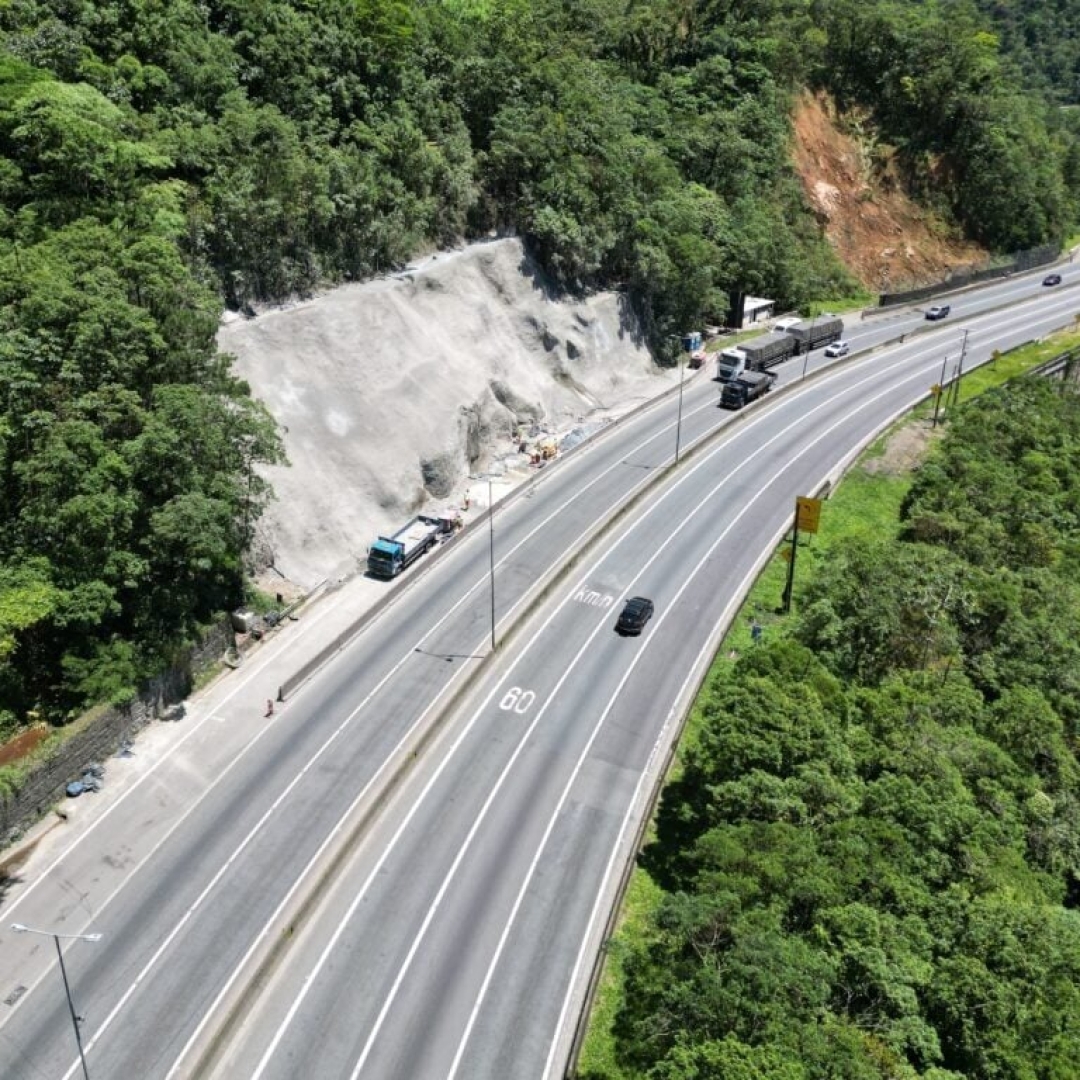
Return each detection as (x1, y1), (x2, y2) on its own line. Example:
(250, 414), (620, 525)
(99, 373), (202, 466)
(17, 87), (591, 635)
(796, 496), (822, 534)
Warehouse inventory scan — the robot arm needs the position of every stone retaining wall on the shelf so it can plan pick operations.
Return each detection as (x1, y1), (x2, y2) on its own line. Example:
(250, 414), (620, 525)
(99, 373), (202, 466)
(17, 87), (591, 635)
(1, 618), (234, 842)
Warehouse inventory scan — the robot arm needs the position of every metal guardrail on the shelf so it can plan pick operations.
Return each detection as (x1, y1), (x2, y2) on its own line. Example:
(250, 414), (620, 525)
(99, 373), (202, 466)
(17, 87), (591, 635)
(1031, 347), (1080, 382)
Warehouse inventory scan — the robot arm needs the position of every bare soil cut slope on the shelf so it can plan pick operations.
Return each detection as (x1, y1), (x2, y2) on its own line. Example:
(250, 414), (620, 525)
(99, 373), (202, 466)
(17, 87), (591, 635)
(792, 90), (989, 292)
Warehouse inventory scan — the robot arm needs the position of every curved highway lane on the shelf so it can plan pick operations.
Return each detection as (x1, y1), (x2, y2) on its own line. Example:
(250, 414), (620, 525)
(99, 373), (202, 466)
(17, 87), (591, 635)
(196, 287), (1080, 1078)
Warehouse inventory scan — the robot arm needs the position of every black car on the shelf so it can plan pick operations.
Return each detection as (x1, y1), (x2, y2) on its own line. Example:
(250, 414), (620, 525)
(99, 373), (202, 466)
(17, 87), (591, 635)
(616, 596), (654, 635)
(925, 304), (951, 320)
(1043, 273), (1062, 286)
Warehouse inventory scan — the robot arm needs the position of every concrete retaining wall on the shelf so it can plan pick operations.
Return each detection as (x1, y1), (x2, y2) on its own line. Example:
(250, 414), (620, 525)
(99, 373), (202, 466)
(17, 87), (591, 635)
(878, 243), (1058, 308)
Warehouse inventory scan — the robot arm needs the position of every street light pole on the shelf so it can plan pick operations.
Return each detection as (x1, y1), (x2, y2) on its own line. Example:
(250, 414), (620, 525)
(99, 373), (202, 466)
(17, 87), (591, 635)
(11, 923), (102, 1080)
(933, 353), (950, 428)
(487, 478), (496, 652)
(951, 329), (970, 408)
(800, 313), (818, 380)
(674, 351), (686, 464)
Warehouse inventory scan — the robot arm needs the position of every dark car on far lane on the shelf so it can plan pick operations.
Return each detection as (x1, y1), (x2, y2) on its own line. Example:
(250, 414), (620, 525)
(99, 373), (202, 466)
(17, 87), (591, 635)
(925, 304), (951, 320)
(1043, 273), (1062, 286)
(616, 596), (654, 636)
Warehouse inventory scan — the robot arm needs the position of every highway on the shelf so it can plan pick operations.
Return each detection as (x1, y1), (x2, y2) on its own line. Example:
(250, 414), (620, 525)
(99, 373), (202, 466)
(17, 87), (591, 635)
(1, 262), (1077, 1080)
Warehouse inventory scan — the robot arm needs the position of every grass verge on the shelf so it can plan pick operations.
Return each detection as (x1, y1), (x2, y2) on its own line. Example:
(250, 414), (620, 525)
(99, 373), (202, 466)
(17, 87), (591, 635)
(575, 868), (664, 1079)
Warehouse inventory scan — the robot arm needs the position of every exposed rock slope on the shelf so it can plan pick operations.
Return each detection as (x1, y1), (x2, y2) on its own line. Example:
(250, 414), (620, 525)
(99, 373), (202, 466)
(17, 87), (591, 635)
(222, 239), (669, 588)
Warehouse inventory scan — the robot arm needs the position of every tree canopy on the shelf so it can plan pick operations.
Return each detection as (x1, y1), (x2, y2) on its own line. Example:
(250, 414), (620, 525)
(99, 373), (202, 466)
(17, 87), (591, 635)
(0, 1), (1077, 730)
(4, 0), (1073, 321)
(603, 379), (1080, 1080)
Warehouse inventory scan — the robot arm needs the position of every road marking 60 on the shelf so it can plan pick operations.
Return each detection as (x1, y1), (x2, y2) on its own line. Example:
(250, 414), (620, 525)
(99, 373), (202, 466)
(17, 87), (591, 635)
(499, 687), (536, 714)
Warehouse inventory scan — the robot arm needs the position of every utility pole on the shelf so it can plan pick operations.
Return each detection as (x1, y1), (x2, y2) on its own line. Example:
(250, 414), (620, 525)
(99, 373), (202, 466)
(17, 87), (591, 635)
(487, 478), (496, 651)
(950, 329), (970, 409)
(933, 354), (949, 428)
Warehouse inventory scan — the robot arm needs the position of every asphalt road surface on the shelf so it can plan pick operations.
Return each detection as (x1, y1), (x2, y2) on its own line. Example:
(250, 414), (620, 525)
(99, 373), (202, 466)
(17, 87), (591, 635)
(1, 263), (1076, 1080)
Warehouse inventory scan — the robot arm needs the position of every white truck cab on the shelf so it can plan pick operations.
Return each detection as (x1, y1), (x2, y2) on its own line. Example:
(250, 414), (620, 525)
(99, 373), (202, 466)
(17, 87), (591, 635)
(716, 347), (748, 382)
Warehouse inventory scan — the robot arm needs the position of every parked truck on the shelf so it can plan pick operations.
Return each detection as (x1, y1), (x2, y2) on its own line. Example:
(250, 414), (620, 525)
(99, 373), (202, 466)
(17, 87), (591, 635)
(715, 315), (844, 380)
(367, 514), (452, 578)
(716, 331), (796, 382)
(715, 347), (747, 382)
(720, 370), (777, 409)
(787, 315), (843, 354)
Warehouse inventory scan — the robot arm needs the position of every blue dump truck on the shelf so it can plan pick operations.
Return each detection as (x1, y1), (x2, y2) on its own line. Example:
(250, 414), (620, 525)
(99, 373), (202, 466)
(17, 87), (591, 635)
(367, 514), (452, 578)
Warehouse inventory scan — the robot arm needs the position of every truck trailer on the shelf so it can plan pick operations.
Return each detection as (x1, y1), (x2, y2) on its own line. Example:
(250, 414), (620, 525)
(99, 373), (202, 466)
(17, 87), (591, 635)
(742, 331), (798, 369)
(367, 514), (451, 578)
(720, 370), (777, 409)
(716, 331), (796, 382)
(787, 315), (843, 354)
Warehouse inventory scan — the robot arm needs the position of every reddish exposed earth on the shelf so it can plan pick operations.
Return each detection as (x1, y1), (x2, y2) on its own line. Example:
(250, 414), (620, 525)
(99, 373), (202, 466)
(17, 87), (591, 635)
(792, 90), (989, 292)
(0, 726), (48, 768)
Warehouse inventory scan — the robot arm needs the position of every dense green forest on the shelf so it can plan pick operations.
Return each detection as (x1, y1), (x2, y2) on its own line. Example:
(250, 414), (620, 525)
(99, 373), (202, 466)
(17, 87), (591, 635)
(1, 0), (1078, 732)
(595, 379), (1080, 1079)
(972, 0), (1080, 104)
(817, 0), (1076, 251)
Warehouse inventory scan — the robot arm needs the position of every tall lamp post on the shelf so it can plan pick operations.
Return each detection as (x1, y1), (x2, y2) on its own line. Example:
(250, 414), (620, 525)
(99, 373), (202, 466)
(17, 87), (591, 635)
(11, 922), (101, 1080)
(932, 354), (949, 428)
(674, 348), (686, 464)
(800, 313), (818, 380)
(951, 328), (971, 408)
(487, 478), (496, 652)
